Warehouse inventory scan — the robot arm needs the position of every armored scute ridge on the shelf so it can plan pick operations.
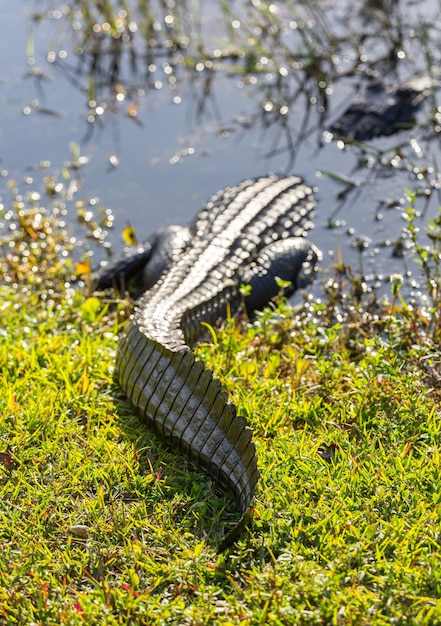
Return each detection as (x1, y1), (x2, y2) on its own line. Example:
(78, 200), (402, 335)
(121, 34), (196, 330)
(97, 174), (319, 548)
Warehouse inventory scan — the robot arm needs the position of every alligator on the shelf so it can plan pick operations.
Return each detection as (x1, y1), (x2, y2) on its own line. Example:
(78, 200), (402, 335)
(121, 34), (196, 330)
(329, 76), (435, 141)
(94, 174), (320, 548)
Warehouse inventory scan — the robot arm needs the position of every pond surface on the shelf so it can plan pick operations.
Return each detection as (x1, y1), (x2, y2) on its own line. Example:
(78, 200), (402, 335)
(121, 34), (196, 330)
(2, 0), (441, 301)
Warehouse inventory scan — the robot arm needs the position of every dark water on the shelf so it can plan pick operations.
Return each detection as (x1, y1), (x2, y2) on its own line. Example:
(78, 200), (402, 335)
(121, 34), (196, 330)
(2, 1), (441, 301)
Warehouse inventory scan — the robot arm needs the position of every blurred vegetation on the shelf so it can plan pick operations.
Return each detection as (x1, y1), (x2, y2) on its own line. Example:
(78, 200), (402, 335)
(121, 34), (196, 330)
(29, 0), (441, 171)
(0, 143), (114, 295)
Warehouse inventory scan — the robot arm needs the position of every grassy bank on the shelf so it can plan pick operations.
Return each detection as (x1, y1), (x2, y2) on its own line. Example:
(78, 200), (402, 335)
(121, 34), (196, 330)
(1, 199), (441, 624)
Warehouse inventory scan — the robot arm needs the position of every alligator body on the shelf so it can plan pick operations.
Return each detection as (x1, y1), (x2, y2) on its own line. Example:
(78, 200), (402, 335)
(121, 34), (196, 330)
(96, 175), (319, 547)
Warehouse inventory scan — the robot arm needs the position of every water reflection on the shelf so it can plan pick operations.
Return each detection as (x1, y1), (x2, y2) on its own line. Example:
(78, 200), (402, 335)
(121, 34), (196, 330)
(3, 0), (441, 299)
(33, 1), (441, 163)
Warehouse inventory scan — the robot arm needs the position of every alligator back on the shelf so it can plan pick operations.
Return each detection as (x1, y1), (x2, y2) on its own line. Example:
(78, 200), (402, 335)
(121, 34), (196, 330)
(116, 174), (316, 547)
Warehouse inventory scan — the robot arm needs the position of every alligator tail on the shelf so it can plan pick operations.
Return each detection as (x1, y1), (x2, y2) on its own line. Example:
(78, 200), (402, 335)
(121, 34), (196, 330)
(116, 319), (259, 547)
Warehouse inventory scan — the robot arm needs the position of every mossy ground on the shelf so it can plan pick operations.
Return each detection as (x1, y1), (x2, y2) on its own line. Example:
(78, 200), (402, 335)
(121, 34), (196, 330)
(1, 196), (441, 624)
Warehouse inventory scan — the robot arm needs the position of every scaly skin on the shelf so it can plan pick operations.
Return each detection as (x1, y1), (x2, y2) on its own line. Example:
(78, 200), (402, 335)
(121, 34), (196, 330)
(111, 174), (319, 547)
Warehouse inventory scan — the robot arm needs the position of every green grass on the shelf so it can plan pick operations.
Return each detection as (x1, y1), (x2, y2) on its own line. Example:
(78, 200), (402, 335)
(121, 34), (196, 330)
(2, 199), (441, 623)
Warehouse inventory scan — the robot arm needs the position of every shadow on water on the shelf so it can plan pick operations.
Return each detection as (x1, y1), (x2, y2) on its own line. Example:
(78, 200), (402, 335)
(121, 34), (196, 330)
(3, 0), (441, 299)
